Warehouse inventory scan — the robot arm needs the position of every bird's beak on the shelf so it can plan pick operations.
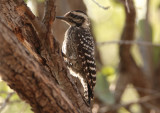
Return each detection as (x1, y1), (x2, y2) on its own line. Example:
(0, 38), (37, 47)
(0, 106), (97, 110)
(56, 16), (68, 21)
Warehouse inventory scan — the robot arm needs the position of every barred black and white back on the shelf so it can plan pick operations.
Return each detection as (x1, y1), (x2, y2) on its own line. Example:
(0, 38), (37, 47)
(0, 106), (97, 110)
(56, 10), (96, 103)
(77, 27), (96, 100)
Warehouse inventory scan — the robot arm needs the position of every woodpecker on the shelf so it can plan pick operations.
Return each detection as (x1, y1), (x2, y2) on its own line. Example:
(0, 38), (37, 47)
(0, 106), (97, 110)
(56, 10), (96, 103)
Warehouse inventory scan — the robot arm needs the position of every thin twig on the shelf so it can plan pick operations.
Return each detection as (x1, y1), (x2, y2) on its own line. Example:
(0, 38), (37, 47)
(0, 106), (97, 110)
(91, 0), (110, 10)
(97, 40), (160, 47)
(8, 100), (21, 104)
(0, 91), (9, 94)
(0, 92), (15, 112)
(109, 92), (160, 111)
(0, 100), (21, 106)
(114, 85), (160, 98)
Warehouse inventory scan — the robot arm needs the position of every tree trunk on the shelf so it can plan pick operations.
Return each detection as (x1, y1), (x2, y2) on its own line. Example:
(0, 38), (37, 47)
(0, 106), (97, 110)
(0, 0), (91, 113)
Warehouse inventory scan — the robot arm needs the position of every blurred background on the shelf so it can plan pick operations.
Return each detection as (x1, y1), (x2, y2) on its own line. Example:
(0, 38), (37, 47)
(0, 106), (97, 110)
(0, 0), (160, 113)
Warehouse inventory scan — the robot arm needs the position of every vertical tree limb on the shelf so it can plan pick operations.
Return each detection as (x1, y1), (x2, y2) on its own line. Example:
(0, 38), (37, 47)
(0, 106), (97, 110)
(115, 0), (150, 112)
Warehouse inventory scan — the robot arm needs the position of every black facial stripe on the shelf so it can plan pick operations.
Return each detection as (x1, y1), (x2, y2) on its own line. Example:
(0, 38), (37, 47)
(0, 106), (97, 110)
(70, 13), (85, 20)
(68, 17), (84, 27)
(68, 18), (74, 23)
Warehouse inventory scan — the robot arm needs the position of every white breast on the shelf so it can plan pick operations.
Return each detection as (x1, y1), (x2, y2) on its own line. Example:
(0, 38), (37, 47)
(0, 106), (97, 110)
(62, 39), (67, 54)
(62, 28), (70, 54)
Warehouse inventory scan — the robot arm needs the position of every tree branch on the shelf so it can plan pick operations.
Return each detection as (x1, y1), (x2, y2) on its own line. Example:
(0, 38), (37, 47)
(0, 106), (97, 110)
(0, 92), (15, 112)
(115, 0), (137, 104)
(43, 0), (56, 31)
(0, 0), (91, 112)
(115, 2), (150, 113)
(90, 0), (110, 10)
(107, 92), (160, 112)
(0, 21), (77, 113)
(97, 40), (160, 47)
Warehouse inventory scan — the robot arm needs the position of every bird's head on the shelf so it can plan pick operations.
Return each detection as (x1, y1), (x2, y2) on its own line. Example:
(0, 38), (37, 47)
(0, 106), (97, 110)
(56, 10), (90, 28)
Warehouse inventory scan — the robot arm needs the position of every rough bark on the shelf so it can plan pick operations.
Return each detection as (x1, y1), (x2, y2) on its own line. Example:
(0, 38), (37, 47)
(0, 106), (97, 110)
(0, 21), (76, 113)
(0, 0), (91, 113)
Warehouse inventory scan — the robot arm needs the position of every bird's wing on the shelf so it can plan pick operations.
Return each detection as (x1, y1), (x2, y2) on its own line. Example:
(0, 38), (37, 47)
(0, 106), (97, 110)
(76, 29), (96, 99)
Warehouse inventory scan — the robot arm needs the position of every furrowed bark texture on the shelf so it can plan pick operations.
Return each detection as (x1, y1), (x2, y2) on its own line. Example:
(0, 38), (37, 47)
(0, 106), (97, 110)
(0, 22), (76, 113)
(0, 0), (91, 113)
